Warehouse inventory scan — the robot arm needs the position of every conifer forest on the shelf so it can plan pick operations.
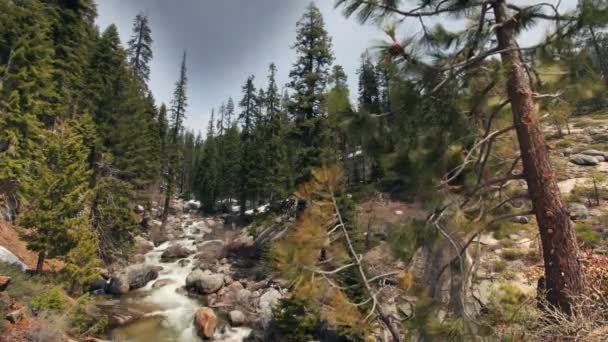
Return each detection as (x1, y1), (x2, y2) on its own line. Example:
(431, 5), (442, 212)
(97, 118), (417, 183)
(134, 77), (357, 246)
(4, 0), (608, 341)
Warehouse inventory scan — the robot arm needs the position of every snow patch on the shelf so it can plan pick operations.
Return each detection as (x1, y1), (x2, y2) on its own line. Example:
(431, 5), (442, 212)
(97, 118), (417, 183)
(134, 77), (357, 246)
(0, 246), (29, 271)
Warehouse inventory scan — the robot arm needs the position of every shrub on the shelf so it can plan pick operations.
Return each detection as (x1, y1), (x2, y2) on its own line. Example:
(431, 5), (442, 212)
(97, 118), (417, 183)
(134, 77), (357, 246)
(29, 287), (68, 314)
(493, 259), (508, 273)
(484, 282), (538, 334)
(269, 298), (322, 342)
(502, 248), (524, 261)
(69, 294), (108, 337)
(575, 222), (602, 246)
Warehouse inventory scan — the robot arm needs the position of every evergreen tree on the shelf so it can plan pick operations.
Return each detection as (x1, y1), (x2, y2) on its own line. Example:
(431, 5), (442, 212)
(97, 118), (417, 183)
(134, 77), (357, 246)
(48, 0), (97, 119)
(225, 97), (236, 128)
(82, 24), (126, 146)
(0, 0), (54, 208)
(238, 76), (259, 214)
(64, 217), (102, 294)
(265, 64), (289, 200)
(126, 11), (153, 83)
(89, 178), (139, 263)
(288, 2), (335, 182)
(158, 103), (169, 181)
(162, 52), (188, 227)
(20, 117), (92, 273)
(357, 51), (381, 114)
(194, 113), (219, 211)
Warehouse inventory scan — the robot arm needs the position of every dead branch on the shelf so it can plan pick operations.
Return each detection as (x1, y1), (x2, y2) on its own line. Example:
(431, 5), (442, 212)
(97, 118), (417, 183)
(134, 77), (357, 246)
(329, 189), (403, 342)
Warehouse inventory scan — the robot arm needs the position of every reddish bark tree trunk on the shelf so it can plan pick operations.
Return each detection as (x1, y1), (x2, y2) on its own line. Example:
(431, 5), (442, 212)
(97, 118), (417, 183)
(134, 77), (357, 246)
(493, 0), (585, 314)
(36, 251), (45, 274)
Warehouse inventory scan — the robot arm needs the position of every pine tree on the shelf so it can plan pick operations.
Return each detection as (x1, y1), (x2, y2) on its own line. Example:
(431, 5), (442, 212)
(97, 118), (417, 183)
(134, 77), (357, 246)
(126, 11), (153, 83)
(20, 117), (92, 273)
(0, 0), (55, 207)
(238, 76), (259, 214)
(48, 0), (97, 119)
(357, 51), (381, 114)
(288, 2), (335, 182)
(193, 113), (219, 212)
(64, 217), (102, 293)
(265, 63), (290, 200)
(82, 24), (126, 145)
(158, 103), (169, 182)
(89, 178), (139, 263)
(162, 52), (188, 227)
(225, 97), (236, 128)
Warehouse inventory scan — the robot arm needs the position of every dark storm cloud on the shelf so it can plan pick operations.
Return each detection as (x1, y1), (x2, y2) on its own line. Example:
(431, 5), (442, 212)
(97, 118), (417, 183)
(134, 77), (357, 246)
(96, 0), (384, 132)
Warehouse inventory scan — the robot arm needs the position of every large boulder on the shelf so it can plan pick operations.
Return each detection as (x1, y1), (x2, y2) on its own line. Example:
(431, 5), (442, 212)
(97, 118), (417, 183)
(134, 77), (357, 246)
(194, 307), (217, 339)
(568, 203), (589, 221)
(107, 265), (162, 295)
(569, 154), (599, 166)
(186, 269), (224, 294)
(160, 244), (194, 262)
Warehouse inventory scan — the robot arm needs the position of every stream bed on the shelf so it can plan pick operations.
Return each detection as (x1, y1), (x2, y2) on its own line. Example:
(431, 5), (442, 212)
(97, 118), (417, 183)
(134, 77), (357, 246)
(109, 215), (252, 341)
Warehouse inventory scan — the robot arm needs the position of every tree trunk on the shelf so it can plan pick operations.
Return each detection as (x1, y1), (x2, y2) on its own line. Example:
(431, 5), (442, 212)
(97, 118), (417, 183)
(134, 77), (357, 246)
(589, 27), (608, 87)
(161, 168), (174, 231)
(36, 251), (45, 274)
(493, 0), (585, 314)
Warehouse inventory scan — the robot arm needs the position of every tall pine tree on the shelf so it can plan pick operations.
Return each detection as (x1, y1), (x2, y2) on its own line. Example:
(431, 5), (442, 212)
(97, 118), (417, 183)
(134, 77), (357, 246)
(161, 52), (188, 227)
(288, 2), (335, 182)
(127, 11), (153, 83)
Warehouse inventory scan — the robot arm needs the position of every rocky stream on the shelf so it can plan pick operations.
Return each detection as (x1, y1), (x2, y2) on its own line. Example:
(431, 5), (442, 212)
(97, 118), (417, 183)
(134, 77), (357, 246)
(94, 202), (285, 342)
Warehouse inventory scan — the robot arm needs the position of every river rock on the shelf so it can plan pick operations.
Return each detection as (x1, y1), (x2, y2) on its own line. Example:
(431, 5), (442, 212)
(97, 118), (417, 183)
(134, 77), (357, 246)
(133, 236), (154, 254)
(131, 254), (146, 264)
(258, 288), (282, 325)
(152, 278), (177, 289)
(568, 203), (589, 221)
(185, 200), (201, 211)
(107, 274), (130, 295)
(236, 289), (252, 306)
(569, 154), (599, 166)
(0, 276), (11, 291)
(581, 149), (608, 160)
(186, 269), (224, 294)
(108, 265), (162, 294)
(194, 307), (217, 339)
(89, 277), (108, 294)
(511, 216), (529, 224)
(177, 259), (191, 267)
(229, 310), (247, 326)
(161, 244), (194, 262)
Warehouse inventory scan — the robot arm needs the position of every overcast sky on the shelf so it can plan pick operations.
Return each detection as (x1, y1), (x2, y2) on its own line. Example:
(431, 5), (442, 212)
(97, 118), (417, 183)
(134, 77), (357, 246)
(96, 0), (577, 133)
(96, 0), (385, 132)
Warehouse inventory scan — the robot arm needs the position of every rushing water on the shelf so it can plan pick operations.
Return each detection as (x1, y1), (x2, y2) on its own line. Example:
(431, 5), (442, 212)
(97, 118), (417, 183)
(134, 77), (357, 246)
(110, 215), (252, 342)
